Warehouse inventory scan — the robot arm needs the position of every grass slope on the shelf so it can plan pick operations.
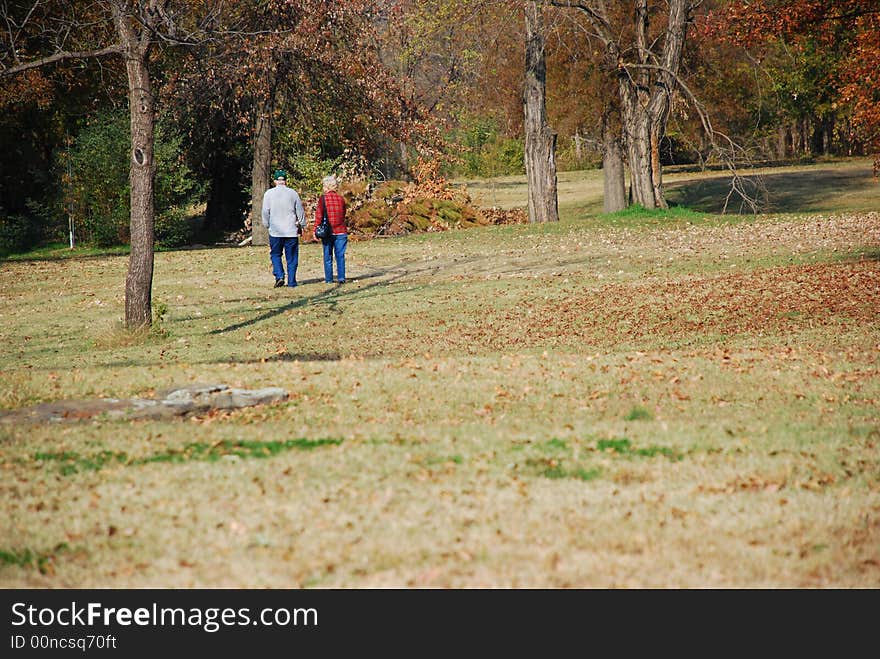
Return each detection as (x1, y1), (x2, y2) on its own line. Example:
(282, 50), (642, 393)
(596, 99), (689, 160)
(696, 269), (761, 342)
(0, 160), (878, 587)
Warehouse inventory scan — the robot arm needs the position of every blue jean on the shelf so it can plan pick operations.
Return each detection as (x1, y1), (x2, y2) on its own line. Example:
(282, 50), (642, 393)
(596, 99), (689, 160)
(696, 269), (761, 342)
(322, 233), (348, 283)
(269, 235), (299, 286)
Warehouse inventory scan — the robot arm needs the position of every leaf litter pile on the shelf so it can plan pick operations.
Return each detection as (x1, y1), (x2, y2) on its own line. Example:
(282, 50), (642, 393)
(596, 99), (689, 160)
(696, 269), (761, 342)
(469, 260), (880, 350)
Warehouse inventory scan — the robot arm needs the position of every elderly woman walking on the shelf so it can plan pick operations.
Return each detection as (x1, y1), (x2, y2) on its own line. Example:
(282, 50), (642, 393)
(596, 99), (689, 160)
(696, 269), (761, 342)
(315, 174), (348, 284)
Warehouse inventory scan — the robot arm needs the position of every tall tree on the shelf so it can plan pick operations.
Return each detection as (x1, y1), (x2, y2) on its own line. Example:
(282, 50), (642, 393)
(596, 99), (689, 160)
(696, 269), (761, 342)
(249, 77), (275, 247)
(601, 106), (627, 212)
(523, 1), (559, 223)
(549, 1), (701, 208)
(113, 2), (156, 327)
(0, 0), (239, 328)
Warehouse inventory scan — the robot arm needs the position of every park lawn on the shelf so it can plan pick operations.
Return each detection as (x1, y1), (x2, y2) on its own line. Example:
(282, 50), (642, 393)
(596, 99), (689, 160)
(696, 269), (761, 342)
(0, 160), (878, 587)
(462, 156), (879, 215)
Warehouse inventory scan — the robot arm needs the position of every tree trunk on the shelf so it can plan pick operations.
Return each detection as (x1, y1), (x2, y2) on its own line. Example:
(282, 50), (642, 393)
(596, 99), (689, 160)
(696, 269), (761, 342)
(523, 1), (558, 224)
(602, 122), (626, 214)
(250, 98), (273, 247)
(777, 125), (787, 160)
(620, 87), (657, 208)
(114, 3), (155, 329)
(573, 130), (583, 161)
(799, 117), (809, 156)
(614, 0), (690, 210)
(649, 114), (669, 209)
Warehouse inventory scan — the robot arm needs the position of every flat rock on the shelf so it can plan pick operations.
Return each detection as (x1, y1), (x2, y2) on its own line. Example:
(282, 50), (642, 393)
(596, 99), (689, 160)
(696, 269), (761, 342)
(0, 384), (289, 425)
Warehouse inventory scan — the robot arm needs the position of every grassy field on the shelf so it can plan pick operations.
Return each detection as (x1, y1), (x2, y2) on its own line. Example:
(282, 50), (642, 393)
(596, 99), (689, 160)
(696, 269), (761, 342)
(1, 158), (878, 587)
(462, 157), (880, 215)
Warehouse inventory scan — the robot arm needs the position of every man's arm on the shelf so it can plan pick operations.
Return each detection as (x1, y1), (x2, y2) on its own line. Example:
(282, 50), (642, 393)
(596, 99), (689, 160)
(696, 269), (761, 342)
(294, 193), (307, 232)
(261, 190), (271, 228)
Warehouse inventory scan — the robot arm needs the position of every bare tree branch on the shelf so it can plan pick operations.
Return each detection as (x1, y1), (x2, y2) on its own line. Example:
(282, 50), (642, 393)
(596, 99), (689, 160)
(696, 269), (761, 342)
(548, 1), (612, 46)
(3, 0), (46, 67)
(0, 44), (122, 75)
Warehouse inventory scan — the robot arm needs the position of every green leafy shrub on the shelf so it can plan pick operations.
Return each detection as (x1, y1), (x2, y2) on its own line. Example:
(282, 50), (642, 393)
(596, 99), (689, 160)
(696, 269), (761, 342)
(67, 112), (130, 246)
(154, 126), (205, 213)
(272, 146), (338, 198)
(155, 206), (195, 249)
(0, 213), (40, 256)
(479, 136), (524, 176)
(444, 116), (524, 178)
(65, 109), (204, 248)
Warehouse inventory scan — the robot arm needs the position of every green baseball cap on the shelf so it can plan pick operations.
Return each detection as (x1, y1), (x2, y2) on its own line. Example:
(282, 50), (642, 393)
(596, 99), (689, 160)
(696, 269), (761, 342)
(273, 169), (287, 181)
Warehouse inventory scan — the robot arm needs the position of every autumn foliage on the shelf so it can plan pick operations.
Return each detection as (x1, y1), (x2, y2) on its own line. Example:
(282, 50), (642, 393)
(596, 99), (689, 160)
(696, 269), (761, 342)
(718, 0), (880, 171)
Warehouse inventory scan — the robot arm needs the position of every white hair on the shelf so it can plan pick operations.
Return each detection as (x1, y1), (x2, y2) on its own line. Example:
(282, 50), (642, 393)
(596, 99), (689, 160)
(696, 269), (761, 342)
(322, 175), (338, 191)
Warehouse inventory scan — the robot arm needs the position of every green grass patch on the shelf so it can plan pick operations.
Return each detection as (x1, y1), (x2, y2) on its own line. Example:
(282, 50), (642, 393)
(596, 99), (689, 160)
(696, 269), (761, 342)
(541, 464), (601, 481)
(0, 543), (70, 574)
(624, 406), (653, 421)
(597, 438), (681, 460)
(542, 438), (569, 452)
(34, 438), (343, 475)
(34, 450), (127, 476)
(525, 436), (680, 480)
(2, 242), (129, 262)
(425, 454), (464, 465)
(600, 204), (710, 226)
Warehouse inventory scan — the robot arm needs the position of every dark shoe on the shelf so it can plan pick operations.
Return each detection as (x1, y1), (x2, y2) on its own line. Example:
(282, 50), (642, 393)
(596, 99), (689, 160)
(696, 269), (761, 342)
(274, 278), (285, 288)
(337, 280), (346, 284)
(287, 282), (297, 288)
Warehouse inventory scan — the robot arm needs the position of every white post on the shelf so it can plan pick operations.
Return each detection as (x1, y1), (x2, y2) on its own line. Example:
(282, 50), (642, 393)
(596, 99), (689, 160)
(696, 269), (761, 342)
(66, 134), (75, 249)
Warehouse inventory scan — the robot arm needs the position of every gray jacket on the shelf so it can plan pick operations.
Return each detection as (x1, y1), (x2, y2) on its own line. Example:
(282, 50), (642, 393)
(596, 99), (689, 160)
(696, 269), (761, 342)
(261, 184), (306, 238)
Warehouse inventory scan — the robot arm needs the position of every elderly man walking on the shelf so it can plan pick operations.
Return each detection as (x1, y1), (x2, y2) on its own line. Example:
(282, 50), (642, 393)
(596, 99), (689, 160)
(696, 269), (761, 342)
(261, 169), (307, 288)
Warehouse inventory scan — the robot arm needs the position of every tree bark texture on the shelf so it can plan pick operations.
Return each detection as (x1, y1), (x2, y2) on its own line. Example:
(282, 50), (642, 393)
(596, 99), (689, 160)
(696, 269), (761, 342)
(620, 82), (657, 208)
(523, 2), (558, 224)
(777, 125), (788, 159)
(114, 2), (155, 329)
(649, 113), (669, 208)
(602, 118), (627, 213)
(249, 100), (272, 247)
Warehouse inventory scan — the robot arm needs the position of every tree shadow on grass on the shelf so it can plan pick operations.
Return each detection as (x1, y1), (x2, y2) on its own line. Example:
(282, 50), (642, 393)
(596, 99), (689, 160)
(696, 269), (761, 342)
(667, 165), (878, 214)
(207, 257), (458, 337)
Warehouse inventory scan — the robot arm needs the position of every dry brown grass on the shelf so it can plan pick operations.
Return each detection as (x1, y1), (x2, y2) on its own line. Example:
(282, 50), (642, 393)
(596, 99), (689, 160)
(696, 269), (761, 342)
(1, 169), (878, 588)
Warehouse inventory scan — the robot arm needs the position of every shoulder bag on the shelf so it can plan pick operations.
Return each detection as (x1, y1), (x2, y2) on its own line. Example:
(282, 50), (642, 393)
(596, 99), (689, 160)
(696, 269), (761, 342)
(314, 194), (332, 240)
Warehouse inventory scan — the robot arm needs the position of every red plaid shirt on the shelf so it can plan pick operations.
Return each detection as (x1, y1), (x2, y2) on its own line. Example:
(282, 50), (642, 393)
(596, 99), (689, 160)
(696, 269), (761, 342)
(315, 191), (347, 238)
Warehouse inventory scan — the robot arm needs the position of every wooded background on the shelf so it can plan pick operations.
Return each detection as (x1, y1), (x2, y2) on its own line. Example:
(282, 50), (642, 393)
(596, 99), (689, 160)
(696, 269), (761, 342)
(2, 1), (877, 325)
